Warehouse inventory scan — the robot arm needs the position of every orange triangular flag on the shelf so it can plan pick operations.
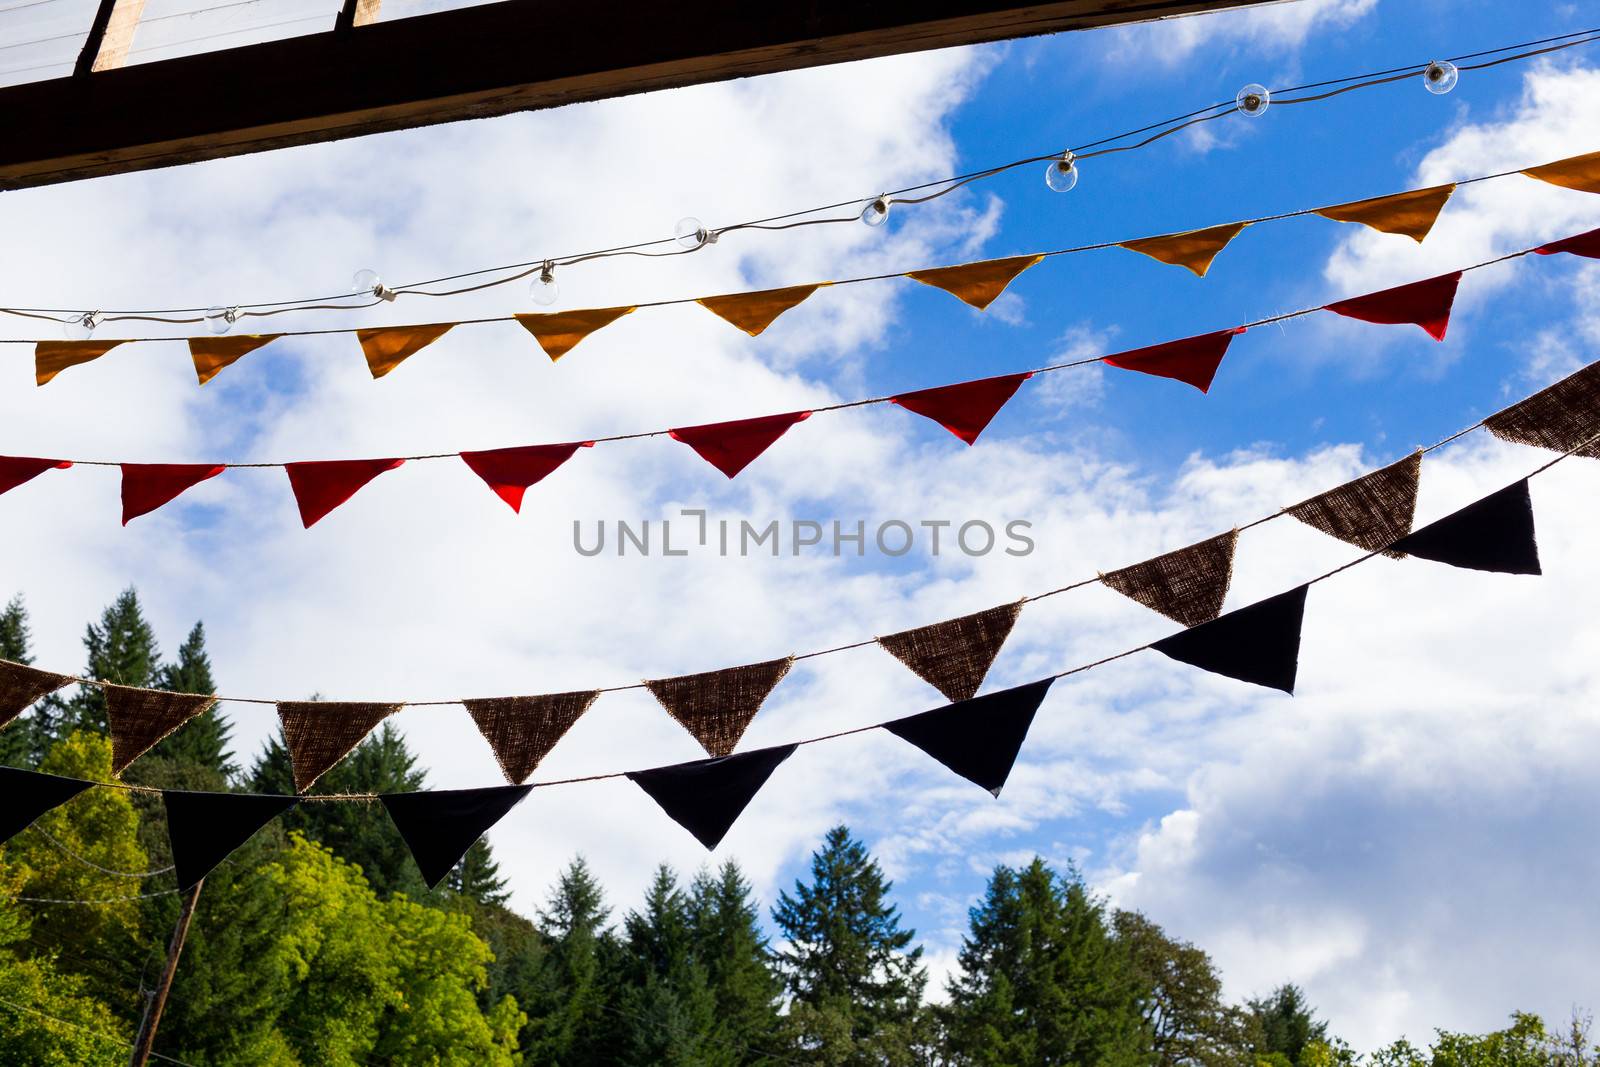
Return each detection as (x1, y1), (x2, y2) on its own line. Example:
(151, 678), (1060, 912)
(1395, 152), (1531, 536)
(876, 601), (1024, 703)
(697, 285), (825, 336)
(906, 255), (1044, 310)
(356, 323), (455, 379)
(278, 701), (400, 792)
(1119, 222), (1250, 277)
(35, 341), (124, 386)
(1101, 530), (1238, 627)
(515, 307), (637, 361)
(188, 334), (281, 385)
(1522, 150), (1600, 195)
(1315, 184), (1455, 243)
(644, 657), (794, 758)
(105, 686), (217, 775)
(463, 691), (601, 784)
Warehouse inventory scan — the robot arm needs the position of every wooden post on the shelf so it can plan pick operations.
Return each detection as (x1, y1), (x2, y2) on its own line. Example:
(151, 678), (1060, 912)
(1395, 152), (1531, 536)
(127, 879), (203, 1067)
(75, 0), (148, 76)
(335, 0), (383, 32)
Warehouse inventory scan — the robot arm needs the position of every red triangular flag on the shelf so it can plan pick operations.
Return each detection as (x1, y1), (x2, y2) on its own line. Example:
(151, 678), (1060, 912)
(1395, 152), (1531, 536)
(459, 442), (592, 512)
(0, 457), (71, 497)
(121, 463), (226, 525)
(668, 411), (812, 478)
(1323, 271), (1462, 341)
(1535, 227), (1600, 260)
(890, 373), (1032, 445)
(1102, 328), (1245, 394)
(284, 458), (405, 528)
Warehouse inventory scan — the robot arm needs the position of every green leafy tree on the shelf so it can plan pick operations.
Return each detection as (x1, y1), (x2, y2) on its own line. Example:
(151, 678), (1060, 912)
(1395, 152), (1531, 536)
(521, 856), (614, 1065)
(689, 861), (786, 1064)
(1116, 909), (1253, 1067)
(1248, 985), (1328, 1066)
(68, 588), (160, 734)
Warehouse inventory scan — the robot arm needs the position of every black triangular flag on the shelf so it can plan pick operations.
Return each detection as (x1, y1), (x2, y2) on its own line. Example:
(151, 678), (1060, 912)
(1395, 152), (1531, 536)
(1389, 480), (1541, 575)
(627, 744), (797, 850)
(381, 785), (533, 889)
(1151, 585), (1308, 694)
(884, 678), (1055, 797)
(0, 765), (91, 844)
(164, 790), (297, 890)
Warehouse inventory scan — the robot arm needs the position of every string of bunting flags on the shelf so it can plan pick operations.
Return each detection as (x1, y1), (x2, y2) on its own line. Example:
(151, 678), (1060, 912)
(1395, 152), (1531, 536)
(12, 149), (1599, 389)
(1, 355), (1597, 894)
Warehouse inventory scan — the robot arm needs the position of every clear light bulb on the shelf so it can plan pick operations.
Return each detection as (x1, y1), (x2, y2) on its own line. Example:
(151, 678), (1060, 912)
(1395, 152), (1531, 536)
(861, 195), (891, 228)
(675, 217), (712, 250)
(1044, 152), (1078, 192)
(63, 311), (98, 340)
(1236, 84), (1270, 117)
(351, 268), (382, 295)
(1423, 60), (1458, 95)
(205, 307), (236, 335)
(530, 262), (559, 306)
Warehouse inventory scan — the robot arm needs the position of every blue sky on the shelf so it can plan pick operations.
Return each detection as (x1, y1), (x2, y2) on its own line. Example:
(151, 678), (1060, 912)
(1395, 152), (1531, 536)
(2, 0), (1599, 1048)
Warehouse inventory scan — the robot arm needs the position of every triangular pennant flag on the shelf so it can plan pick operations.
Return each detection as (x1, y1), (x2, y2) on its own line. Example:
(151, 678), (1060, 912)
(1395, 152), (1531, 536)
(1313, 184), (1456, 242)
(884, 677), (1055, 797)
(1285, 451), (1422, 557)
(0, 457), (71, 497)
(1534, 226), (1600, 260)
(0, 766), (92, 844)
(356, 323), (455, 379)
(906, 255), (1044, 310)
(459, 442), (591, 512)
(1151, 585), (1308, 694)
(0, 659), (74, 730)
(645, 657), (794, 758)
(121, 463), (226, 525)
(891, 372), (1032, 445)
(1483, 360), (1600, 459)
(876, 601), (1024, 703)
(1101, 530), (1238, 627)
(1522, 150), (1600, 194)
(627, 744), (797, 850)
(1119, 221), (1250, 277)
(284, 458), (405, 528)
(698, 284), (826, 336)
(164, 789), (296, 890)
(1102, 328), (1244, 394)
(278, 702), (400, 792)
(463, 691), (600, 784)
(1389, 480), (1540, 575)
(188, 334), (280, 385)
(669, 411), (812, 478)
(1323, 271), (1462, 341)
(105, 685), (217, 775)
(515, 306), (636, 361)
(381, 784), (533, 888)
(35, 340), (124, 386)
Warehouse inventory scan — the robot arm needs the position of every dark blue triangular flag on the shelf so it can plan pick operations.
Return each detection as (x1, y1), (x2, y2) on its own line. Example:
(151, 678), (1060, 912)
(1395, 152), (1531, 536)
(627, 744), (796, 850)
(164, 790), (297, 890)
(381, 785), (532, 889)
(0, 765), (91, 844)
(1390, 480), (1540, 575)
(1151, 585), (1307, 694)
(884, 678), (1055, 796)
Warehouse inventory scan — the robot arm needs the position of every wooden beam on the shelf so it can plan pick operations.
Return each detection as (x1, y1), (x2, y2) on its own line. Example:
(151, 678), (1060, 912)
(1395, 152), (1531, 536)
(2, 0), (1271, 192)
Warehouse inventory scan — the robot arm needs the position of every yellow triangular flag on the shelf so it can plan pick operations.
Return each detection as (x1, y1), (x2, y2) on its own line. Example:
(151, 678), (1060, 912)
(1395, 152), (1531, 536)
(1119, 221), (1251, 277)
(906, 255), (1044, 310)
(35, 340), (124, 386)
(355, 323), (455, 379)
(697, 285), (825, 336)
(1314, 184), (1455, 243)
(1522, 150), (1600, 194)
(515, 306), (636, 361)
(188, 334), (281, 385)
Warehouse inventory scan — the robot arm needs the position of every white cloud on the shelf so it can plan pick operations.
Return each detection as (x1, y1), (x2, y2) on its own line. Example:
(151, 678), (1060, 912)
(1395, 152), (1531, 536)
(1110, 0), (1378, 68)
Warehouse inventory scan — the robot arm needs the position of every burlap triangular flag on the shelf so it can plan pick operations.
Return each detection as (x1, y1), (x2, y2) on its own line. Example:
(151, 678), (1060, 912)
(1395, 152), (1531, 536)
(1101, 530), (1238, 627)
(645, 657), (794, 758)
(278, 702), (400, 792)
(1285, 451), (1422, 557)
(515, 307), (636, 361)
(356, 323), (455, 379)
(1314, 184), (1456, 243)
(906, 255), (1043, 310)
(0, 659), (74, 730)
(106, 685), (217, 775)
(876, 601), (1024, 703)
(188, 334), (281, 385)
(1119, 222), (1250, 277)
(463, 691), (601, 784)
(698, 285), (826, 336)
(1522, 150), (1600, 194)
(1483, 360), (1600, 460)
(36, 340), (124, 386)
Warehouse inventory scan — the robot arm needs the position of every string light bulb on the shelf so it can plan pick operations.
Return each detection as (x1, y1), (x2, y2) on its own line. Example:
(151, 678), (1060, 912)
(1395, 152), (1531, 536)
(1236, 84), (1270, 117)
(861, 195), (891, 228)
(63, 311), (99, 340)
(531, 261), (559, 306)
(205, 307), (238, 335)
(1044, 151), (1078, 192)
(351, 268), (396, 302)
(675, 217), (716, 250)
(1423, 60), (1458, 94)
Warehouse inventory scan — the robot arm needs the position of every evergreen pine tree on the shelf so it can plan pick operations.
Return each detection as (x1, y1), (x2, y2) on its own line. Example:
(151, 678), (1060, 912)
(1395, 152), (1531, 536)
(447, 839), (511, 905)
(147, 621), (236, 779)
(689, 861), (786, 1065)
(68, 587), (161, 734)
(522, 857), (614, 1066)
(614, 865), (719, 1066)
(0, 595), (66, 766)
(1247, 985), (1329, 1066)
